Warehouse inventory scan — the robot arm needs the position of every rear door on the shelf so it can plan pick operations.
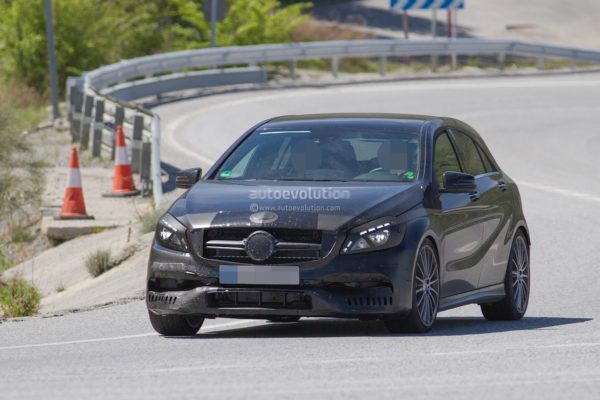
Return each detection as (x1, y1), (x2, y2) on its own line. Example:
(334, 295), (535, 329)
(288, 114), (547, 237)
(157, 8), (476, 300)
(449, 129), (513, 289)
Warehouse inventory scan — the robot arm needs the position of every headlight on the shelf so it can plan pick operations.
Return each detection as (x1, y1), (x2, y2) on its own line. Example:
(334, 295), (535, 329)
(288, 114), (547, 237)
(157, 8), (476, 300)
(341, 218), (405, 255)
(155, 214), (189, 252)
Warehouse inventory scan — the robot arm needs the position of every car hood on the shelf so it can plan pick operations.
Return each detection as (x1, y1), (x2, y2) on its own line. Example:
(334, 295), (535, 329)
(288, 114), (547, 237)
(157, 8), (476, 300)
(170, 180), (423, 232)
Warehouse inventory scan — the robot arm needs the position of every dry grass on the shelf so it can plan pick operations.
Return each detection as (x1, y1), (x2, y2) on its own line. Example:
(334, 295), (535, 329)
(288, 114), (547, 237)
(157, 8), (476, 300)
(85, 249), (115, 277)
(292, 19), (373, 42)
(0, 277), (42, 317)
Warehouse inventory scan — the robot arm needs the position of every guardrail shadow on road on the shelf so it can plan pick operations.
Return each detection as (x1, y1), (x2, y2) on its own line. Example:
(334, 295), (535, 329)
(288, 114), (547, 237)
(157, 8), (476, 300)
(169, 316), (592, 339)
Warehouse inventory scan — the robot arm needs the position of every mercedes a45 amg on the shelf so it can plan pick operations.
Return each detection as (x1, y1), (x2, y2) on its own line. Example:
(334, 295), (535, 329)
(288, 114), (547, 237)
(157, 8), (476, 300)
(147, 114), (530, 335)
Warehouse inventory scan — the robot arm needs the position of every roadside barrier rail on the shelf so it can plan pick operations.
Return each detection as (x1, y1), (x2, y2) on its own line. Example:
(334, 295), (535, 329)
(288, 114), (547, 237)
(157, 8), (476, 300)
(68, 38), (600, 206)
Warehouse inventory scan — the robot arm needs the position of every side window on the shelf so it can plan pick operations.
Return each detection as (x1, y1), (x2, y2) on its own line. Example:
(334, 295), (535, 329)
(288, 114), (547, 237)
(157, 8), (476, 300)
(434, 132), (462, 187)
(451, 131), (486, 176)
(476, 145), (497, 173)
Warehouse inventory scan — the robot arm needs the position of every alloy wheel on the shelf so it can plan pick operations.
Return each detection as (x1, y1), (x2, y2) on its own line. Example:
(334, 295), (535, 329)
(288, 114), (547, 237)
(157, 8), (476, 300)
(415, 244), (440, 327)
(510, 235), (530, 314)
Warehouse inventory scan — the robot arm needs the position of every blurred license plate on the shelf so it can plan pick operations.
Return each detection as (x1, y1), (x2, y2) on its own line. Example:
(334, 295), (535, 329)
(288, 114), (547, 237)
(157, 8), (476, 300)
(219, 265), (299, 285)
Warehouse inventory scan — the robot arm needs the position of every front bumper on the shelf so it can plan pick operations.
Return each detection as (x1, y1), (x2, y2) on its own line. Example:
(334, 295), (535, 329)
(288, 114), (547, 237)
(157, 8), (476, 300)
(146, 240), (417, 319)
(148, 285), (403, 319)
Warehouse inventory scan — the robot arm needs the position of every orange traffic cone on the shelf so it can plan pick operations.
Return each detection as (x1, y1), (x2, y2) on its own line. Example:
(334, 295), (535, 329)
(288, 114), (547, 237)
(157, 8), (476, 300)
(57, 147), (93, 220)
(104, 126), (140, 197)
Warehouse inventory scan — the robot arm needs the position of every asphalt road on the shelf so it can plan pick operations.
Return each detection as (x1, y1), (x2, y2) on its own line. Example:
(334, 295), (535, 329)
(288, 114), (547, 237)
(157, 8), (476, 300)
(2, 72), (600, 399)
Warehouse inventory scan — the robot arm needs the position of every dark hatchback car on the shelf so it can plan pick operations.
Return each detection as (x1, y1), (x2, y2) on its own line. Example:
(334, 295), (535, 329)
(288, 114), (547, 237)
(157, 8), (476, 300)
(147, 114), (530, 335)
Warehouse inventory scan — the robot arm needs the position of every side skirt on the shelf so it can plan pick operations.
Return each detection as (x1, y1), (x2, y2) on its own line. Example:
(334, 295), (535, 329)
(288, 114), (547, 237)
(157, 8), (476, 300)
(439, 283), (505, 312)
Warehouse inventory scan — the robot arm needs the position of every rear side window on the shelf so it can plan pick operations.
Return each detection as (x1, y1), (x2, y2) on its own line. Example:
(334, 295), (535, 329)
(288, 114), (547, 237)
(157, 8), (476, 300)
(476, 145), (497, 173)
(451, 131), (486, 176)
(434, 132), (461, 187)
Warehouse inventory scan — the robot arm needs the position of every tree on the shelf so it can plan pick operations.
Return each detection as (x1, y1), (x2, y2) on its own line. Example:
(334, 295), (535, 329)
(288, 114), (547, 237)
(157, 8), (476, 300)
(0, 0), (311, 95)
(218, 0), (311, 46)
(0, 0), (210, 94)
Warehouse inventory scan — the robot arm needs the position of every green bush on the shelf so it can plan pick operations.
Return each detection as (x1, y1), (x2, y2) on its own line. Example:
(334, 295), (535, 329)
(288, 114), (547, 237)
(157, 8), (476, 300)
(0, 277), (42, 317)
(218, 0), (311, 46)
(0, 251), (14, 275)
(0, 0), (209, 94)
(0, 0), (311, 94)
(11, 228), (34, 244)
(85, 249), (116, 277)
(0, 94), (44, 226)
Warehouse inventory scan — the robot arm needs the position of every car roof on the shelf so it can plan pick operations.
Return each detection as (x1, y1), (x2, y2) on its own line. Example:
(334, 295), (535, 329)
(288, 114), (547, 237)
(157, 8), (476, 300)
(268, 113), (436, 128)
(269, 113), (438, 122)
(264, 113), (480, 141)
(264, 113), (454, 132)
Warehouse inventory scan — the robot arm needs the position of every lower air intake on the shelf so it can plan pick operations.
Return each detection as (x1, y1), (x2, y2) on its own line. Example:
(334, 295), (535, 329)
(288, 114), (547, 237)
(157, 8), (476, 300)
(346, 296), (393, 307)
(148, 293), (178, 305)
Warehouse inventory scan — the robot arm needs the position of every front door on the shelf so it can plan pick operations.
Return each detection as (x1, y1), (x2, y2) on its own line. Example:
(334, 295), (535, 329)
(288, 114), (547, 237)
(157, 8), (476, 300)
(431, 131), (486, 297)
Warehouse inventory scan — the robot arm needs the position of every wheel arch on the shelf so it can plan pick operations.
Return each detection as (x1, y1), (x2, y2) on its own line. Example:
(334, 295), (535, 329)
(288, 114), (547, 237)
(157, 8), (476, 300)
(413, 230), (443, 285)
(512, 219), (530, 247)
(517, 225), (531, 246)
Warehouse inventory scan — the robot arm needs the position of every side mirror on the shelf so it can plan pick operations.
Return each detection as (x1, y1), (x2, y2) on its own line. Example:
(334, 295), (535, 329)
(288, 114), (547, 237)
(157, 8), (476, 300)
(442, 171), (476, 193)
(176, 168), (202, 189)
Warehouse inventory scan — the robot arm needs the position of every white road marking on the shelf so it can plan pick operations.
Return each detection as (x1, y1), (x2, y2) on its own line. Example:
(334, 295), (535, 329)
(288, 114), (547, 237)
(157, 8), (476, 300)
(519, 181), (600, 203)
(0, 319), (258, 352)
(0, 332), (158, 351)
(159, 76), (600, 116)
(162, 113), (215, 166)
(149, 341), (600, 373)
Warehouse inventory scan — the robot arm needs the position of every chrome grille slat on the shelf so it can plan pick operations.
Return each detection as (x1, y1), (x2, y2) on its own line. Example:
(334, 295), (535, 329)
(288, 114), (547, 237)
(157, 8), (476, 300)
(201, 228), (324, 264)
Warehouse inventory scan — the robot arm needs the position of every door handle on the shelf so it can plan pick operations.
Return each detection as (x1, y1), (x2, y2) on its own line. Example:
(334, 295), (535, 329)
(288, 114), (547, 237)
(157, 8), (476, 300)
(498, 181), (507, 192)
(469, 192), (480, 202)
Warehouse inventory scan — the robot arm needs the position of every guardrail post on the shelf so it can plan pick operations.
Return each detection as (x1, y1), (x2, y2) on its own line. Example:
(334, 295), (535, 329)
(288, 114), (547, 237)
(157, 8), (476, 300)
(70, 89), (83, 143)
(131, 115), (144, 174)
(92, 99), (104, 158)
(290, 59), (297, 80)
(79, 95), (94, 151)
(67, 84), (75, 126)
(379, 56), (387, 76)
(112, 106), (125, 160)
(151, 116), (163, 206)
(331, 57), (339, 78)
(537, 57), (545, 70)
(140, 141), (152, 197)
(497, 53), (506, 70)
(431, 54), (438, 72)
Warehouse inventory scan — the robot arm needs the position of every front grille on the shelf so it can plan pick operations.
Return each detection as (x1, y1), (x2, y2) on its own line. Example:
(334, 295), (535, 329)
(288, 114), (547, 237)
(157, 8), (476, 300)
(208, 290), (311, 309)
(200, 228), (323, 264)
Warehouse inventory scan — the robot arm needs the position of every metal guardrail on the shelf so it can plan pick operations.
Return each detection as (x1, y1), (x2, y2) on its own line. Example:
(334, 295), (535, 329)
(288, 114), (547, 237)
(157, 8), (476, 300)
(69, 38), (600, 206)
(68, 68), (267, 205)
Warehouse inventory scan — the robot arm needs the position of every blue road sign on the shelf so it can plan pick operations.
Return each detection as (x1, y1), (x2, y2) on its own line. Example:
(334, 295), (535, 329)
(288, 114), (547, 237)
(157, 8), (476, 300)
(391, 0), (464, 10)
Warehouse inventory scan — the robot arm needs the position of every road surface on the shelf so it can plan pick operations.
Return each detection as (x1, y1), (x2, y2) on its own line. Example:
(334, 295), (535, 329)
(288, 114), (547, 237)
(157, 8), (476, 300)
(2, 72), (600, 399)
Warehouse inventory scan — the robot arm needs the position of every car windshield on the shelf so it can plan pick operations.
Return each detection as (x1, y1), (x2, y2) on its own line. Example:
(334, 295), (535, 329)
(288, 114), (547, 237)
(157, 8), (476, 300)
(215, 121), (421, 182)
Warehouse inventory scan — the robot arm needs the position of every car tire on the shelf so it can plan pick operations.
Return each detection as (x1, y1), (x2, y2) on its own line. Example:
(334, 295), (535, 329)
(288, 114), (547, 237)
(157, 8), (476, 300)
(148, 311), (204, 336)
(481, 231), (530, 321)
(267, 316), (301, 323)
(385, 239), (440, 334)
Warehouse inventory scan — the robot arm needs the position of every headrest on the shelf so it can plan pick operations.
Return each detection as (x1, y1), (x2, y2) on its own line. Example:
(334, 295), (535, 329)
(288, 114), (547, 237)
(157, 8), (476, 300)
(290, 139), (322, 174)
(378, 140), (408, 172)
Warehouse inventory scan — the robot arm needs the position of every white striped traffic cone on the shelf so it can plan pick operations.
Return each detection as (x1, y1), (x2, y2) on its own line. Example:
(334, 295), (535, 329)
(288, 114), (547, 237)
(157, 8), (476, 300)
(58, 147), (93, 219)
(104, 125), (140, 197)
